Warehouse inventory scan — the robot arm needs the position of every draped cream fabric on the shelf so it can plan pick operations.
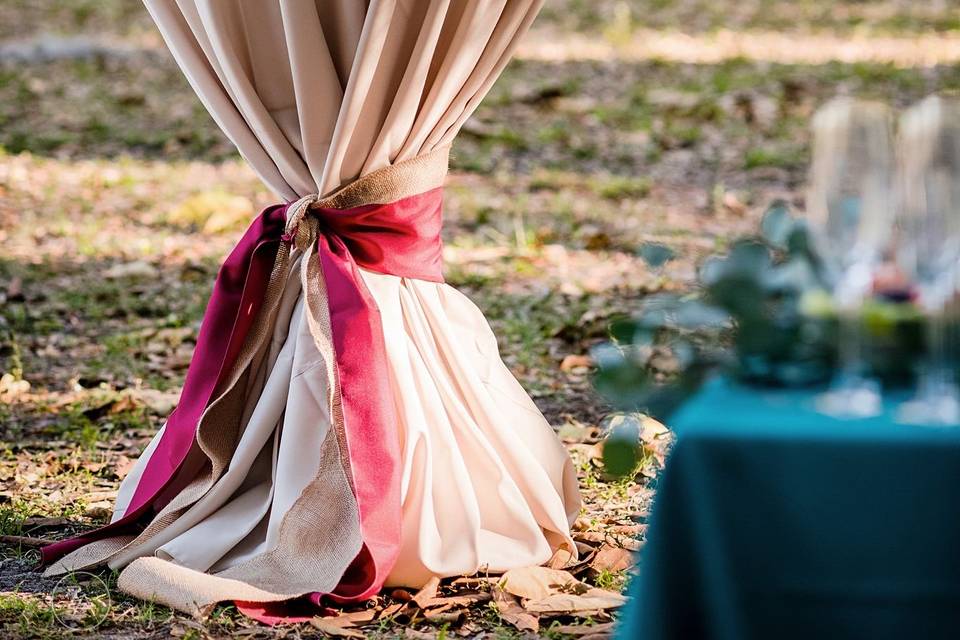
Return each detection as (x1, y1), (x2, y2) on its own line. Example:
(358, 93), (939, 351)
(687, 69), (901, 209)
(103, 0), (581, 600)
(144, 0), (541, 197)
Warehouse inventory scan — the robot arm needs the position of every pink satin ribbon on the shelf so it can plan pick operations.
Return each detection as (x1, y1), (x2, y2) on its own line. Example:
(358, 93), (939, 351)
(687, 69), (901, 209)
(42, 188), (445, 617)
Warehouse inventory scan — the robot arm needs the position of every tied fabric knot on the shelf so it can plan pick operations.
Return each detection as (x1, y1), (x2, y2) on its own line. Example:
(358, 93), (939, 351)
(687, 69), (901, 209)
(282, 193), (321, 251)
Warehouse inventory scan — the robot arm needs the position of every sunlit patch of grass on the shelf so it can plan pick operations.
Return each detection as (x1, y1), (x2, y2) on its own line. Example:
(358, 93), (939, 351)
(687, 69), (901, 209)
(589, 175), (651, 201)
(0, 505), (29, 538)
(593, 568), (628, 592)
(743, 145), (804, 170)
(481, 288), (597, 385)
(527, 169), (583, 192)
(126, 599), (173, 627)
(0, 593), (63, 637)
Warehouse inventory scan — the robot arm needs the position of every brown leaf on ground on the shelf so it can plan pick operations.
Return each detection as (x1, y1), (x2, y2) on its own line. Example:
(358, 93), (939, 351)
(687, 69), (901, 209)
(113, 455), (136, 479)
(590, 545), (634, 573)
(449, 576), (498, 588)
(608, 524), (645, 536)
(412, 575), (440, 608)
(378, 602), (408, 620)
(422, 592), (491, 608)
(524, 588), (627, 614)
(423, 606), (464, 624)
(493, 589), (539, 633)
(309, 617), (366, 637)
(546, 546), (576, 569)
(499, 566), (581, 600)
(558, 420), (597, 444)
(574, 531), (640, 551)
(639, 415), (669, 443)
(326, 609), (377, 625)
(22, 516), (71, 528)
(560, 354), (593, 372)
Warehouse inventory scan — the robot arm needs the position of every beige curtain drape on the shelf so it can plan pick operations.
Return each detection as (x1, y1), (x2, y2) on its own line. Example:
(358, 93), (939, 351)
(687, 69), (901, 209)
(46, 0), (581, 617)
(144, 0), (540, 199)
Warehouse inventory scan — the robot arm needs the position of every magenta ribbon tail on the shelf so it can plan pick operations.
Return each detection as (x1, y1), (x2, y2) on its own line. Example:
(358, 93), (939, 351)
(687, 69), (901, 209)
(40, 205), (287, 565)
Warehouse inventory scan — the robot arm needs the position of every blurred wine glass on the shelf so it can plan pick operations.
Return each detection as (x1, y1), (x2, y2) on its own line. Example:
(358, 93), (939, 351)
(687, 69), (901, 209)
(896, 96), (960, 426)
(807, 98), (895, 418)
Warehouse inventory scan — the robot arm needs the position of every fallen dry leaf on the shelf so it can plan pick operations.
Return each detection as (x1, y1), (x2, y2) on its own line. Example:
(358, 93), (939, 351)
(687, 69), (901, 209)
(338, 609), (377, 624)
(639, 415), (669, 443)
(113, 455), (136, 480)
(103, 260), (159, 279)
(22, 516), (71, 528)
(560, 354), (593, 372)
(423, 606), (464, 624)
(493, 589), (539, 633)
(412, 575), (440, 608)
(423, 592), (491, 608)
(609, 524), (645, 536)
(558, 420), (596, 444)
(379, 602), (407, 619)
(499, 566), (580, 600)
(590, 545), (634, 573)
(524, 588), (627, 614)
(546, 546), (576, 569)
(309, 617), (365, 637)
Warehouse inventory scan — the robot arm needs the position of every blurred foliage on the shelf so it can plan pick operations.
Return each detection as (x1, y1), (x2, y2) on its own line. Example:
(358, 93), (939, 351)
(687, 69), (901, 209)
(595, 202), (929, 432)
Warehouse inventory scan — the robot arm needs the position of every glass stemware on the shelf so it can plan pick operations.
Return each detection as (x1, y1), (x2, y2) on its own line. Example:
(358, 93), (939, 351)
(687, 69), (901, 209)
(896, 96), (960, 426)
(807, 98), (896, 418)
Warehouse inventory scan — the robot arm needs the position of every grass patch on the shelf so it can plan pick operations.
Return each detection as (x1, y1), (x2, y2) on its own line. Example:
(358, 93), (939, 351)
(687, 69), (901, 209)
(743, 146), (803, 170)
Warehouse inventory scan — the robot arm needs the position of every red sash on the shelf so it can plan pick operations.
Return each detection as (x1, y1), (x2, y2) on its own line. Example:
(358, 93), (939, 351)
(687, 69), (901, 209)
(42, 188), (445, 617)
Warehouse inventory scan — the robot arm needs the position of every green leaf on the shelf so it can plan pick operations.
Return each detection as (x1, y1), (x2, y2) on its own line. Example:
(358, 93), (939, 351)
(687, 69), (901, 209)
(763, 258), (820, 295)
(602, 437), (639, 477)
(760, 200), (795, 249)
(672, 300), (730, 330)
(638, 242), (675, 268)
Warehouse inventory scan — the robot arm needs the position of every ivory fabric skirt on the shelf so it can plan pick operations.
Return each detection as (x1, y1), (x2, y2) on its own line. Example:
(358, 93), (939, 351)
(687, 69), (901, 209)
(103, 264), (581, 603)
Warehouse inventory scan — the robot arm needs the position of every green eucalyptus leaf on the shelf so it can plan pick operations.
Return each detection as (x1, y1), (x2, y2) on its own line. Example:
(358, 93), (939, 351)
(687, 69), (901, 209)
(638, 242), (676, 268)
(763, 258), (820, 295)
(699, 255), (725, 287)
(602, 437), (640, 477)
(785, 219), (813, 255)
(728, 238), (772, 273)
(707, 276), (764, 320)
(672, 300), (730, 330)
(591, 342), (627, 370)
(760, 200), (795, 249)
(609, 318), (638, 344)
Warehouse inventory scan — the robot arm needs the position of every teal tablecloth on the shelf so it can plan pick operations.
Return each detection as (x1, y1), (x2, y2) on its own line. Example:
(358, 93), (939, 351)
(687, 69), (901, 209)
(618, 378), (960, 640)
